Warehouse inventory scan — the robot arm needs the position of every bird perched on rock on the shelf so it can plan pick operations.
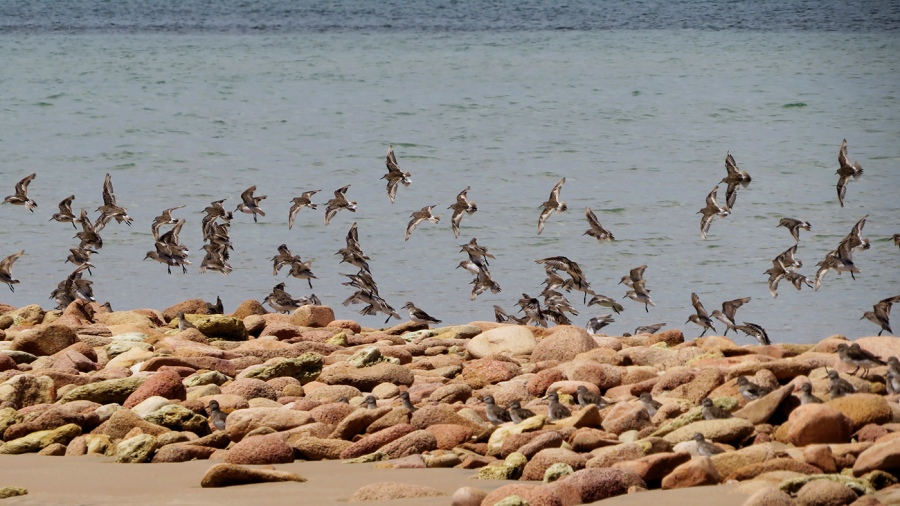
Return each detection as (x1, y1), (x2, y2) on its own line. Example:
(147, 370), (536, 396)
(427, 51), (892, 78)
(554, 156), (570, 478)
(778, 218), (811, 243)
(798, 382), (823, 405)
(886, 357), (900, 394)
(835, 138), (863, 207)
(544, 392), (572, 421)
(4, 173), (37, 211)
(701, 398), (732, 420)
(507, 400), (536, 424)
(639, 392), (662, 417)
(398, 391), (416, 412)
(206, 400), (227, 431)
(575, 386), (608, 408)
(735, 376), (770, 401)
(692, 433), (724, 456)
(176, 312), (196, 331)
(401, 301), (442, 326)
(836, 343), (886, 378)
(537, 177), (567, 235)
(827, 370), (856, 399)
(363, 395), (378, 409)
(483, 395), (511, 425)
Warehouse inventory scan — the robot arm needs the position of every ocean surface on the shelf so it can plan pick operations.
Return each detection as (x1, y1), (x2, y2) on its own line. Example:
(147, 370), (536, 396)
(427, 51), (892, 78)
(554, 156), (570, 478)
(1, 1), (899, 344)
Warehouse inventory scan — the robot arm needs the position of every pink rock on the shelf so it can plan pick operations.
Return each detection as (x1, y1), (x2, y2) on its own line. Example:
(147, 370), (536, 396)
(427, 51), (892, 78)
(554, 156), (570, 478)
(788, 404), (854, 446)
(349, 482), (445, 501)
(224, 407), (314, 442)
(531, 326), (598, 362)
(339, 424), (416, 459)
(224, 433), (294, 465)
(795, 479), (859, 506)
(556, 361), (622, 390)
(600, 402), (652, 435)
(289, 305), (335, 328)
(151, 444), (217, 463)
(378, 429), (438, 459)
(481, 483), (565, 506)
(221, 378), (278, 401)
(0, 353), (18, 372)
(517, 432), (564, 459)
(309, 402), (356, 426)
(461, 357), (522, 389)
(466, 325), (537, 359)
(552, 468), (646, 505)
(11, 324), (79, 356)
(612, 452), (692, 483)
(317, 362), (414, 391)
(258, 322), (304, 340)
(660, 456), (721, 489)
(527, 368), (566, 397)
(123, 369), (187, 408)
(521, 448), (587, 481)
(852, 439), (900, 476)
(425, 424), (474, 450)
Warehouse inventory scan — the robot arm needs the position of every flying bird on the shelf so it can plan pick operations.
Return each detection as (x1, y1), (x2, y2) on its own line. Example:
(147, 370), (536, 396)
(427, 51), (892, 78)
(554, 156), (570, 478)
(448, 186), (477, 238)
(234, 185), (267, 222)
(324, 185), (357, 225)
(288, 190), (320, 230)
(861, 295), (900, 336)
(721, 152), (751, 209)
(835, 138), (863, 207)
(0, 250), (25, 292)
(382, 145), (412, 204)
(50, 195), (79, 228)
(537, 177), (567, 235)
(583, 207), (614, 242)
(698, 184), (729, 240)
(778, 218), (811, 243)
(405, 205), (440, 241)
(3, 173), (37, 211)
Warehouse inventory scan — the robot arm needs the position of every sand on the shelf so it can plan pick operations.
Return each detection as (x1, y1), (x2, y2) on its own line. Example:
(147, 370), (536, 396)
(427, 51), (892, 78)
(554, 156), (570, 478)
(0, 454), (749, 505)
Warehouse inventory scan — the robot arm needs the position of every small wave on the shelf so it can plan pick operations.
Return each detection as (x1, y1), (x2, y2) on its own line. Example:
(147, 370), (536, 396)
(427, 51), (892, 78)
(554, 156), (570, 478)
(782, 102), (807, 108)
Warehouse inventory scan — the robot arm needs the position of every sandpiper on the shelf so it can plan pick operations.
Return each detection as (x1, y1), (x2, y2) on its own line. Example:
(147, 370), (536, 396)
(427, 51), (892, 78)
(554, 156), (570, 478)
(536, 256), (594, 303)
(537, 177), (567, 235)
(3, 173), (37, 212)
(363, 395), (378, 409)
(460, 238), (495, 270)
(516, 293), (547, 327)
(402, 301), (442, 326)
(701, 398), (732, 420)
(287, 259), (317, 289)
(206, 400), (227, 431)
(639, 392), (662, 417)
(65, 246), (95, 275)
(698, 184), (729, 240)
(692, 433), (724, 456)
(625, 284), (655, 313)
(271, 244), (301, 275)
(619, 265), (647, 288)
(49, 264), (94, 309)
(798, 382), (824, 404)
(383, 145), (412, 204)
(288, 190), (320, 229)
(886, 357), (900, 394)
(735, 376), (770, 401)
(507, 400), (536, 424)
(721, 152), (752, 209)
(448, 186), (477, 238)
(324, 185), (357, 225)
(206, 296), (224, 314)
(234, 185), (266, 222)
(827, 370), (856, 399)
(587, 294), (624, 314)
(635, 323), (666, 335)
(710, 297), (751, 336)
(583, 207), (615, 242)
(405, 205), (440, 241)
(734, 322), (771, 345)
(575, 385), (608, 408)
(894, 234), (900, 250)
(835, 138), (863, 207)
(778, 218), (811, 243)
(586, 315), (615, 335)
(151, 205), (185, 240)
(686, 292), (716, 337)
(861, 295), (899, 336)
(144, 241), (190, 274)
(50, 195), (79, 228)
(95, 173), (133, 229)
(74, 209), (103, 250)
(836, 343), (886, 378)
(265, 283), (303, 313)
(176, 312), (196, 331)
(398, 391), (416, 412)
(494, 305), (526, 324)
(544, 391), (572, 421)
(483, 395), (511, 425)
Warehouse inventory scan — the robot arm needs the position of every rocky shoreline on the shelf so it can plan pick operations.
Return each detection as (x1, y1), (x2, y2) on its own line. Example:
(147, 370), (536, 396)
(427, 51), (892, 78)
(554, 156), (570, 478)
(0, 299), (898, 505)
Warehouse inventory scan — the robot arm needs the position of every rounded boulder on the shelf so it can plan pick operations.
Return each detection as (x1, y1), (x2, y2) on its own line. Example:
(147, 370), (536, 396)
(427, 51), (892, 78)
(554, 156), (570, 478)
(466, 326), (536, 359)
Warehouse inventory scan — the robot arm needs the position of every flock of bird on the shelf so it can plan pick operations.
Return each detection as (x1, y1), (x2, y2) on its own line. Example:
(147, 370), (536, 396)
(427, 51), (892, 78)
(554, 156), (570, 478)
(1, 140), (898, 341)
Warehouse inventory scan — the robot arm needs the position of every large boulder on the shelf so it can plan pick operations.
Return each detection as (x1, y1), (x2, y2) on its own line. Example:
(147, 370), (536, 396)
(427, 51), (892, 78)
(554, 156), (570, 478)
(662, 417), (755, 445)
(57, 376), (146, 405)
(11, 324), (79, 356)
(531, 326), (597, 363)
(240, 354), (323, 384)
(183, 314), (248, 341)
(0, 373), (55, 408)
(552, 468), (646, 505)
(852, 439), (900, 476)
(224, 433), (294, 465)
(788, 404), (854, 447)
(123, 369), (186, 408)
(289, 305), (335, 328)
(201, 463), (306, 488)
(521, 448), (587, 481)
(826, 394), (893, 431)
(466, 326), (536, 359)
(461, 357), (522, 389)
(224, 407), (313, 442)
(318, 362), (414, 391)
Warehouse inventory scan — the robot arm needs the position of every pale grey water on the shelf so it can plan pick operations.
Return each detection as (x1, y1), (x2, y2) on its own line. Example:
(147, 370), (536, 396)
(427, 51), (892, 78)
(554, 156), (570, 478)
(1, 14), (899, 343)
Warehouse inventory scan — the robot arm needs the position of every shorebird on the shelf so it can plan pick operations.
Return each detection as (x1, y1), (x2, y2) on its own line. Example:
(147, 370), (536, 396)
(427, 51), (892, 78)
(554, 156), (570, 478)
(735, 376), (770, 401)
(272, 244), (300, 276)
(288, 190), (320, 229)
(206, 400), (227, 431)
(49, 264), (94, 309)
(517, 293), (547, 327)
(778, 218), (811, 243)
(324, 185), (357, 225)
(3, 173), (37, 212)
(507, 400), (536, 424)
(588, 294), (624, 314)
(483, 395), (511, 425)
(827, 370), (856, 399)
(363, 395), (378, 409)
(65, 246), (95, 275)
(398, 391), (416, 412)
(460, 238), (495, 270)
(536, 256), (594, 303)
(151, 205), (185, 240)
(287, 259), (317, 289)
(861, 295), (899, 336)
(74, 209), (103, 251)
(583, 207), (615, 243)
(402, 301), (442, 326)
(50, 195), (79, 228)
(576, 386), (608, 408)
(836, 343), (886, 378)
(405, 205), (440, 241)
(95, 173), (133, 230)
(774, 244), (802, 271)
(634, 323), (666, 335)
(798, 382), (823, 405)
(686, 292), (716, 337)
(734, 322), (771, 345)
(494, 305), (526, 324)
(382, 145), (411, 204)
(234, 185), (266, 222)
(639, 392), (662, 417)
(625, 284), (655, 313)
(698, 184), (729, 240)
(470, 268), (502, 300)
(692, 433), (724, 457)
(894, 234), (900, 250)
(619, 265), (648, 288)
(710, 297), (751, 336)
(356, 294), (401, 324)
(265, 283), (303, 313)
(206, 296), (224, 314)
(721, 152), (752, 209)
(448, 186), (477, 238)
(144, 241), (190, 274)
(176, 312), (197, 331)
(701, 398), (732, 420)
(835, 138), (863, 207)
(586, 315), (615, 334)
(537, 177), (567, 235)
(544, 391), (572, 421)
(886, 357), (900, 394)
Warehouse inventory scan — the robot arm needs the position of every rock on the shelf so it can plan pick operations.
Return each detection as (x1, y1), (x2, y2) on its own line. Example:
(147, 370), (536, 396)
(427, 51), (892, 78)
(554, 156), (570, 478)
(184, 314), (248, 341)
(378, 429), (438, 459)
(726, 457), (823, 481)
(732, 384), (794, 424)
(521, 447), (587, 481)
(466, 326), (537, 359)
(349, 482), (445, 502)
(461, 357), (522, 389)
(123, 369), (187, 408)
(224, 407), (313, 442)
(517, 432), (564, 459)
(795, 479), (859, 506)
(826, 394), (893, 431)
(852, 439), (900, 476)
(527, 368), (566, 397)
(477, 452), (527, 480)
(0, 373), (55, 408)
(482, 484), (564, 506)
(451, 486), (488, 506)
(789, 404), (854, 446)
(710, 444), (780, 478)
(531, 326), (598, 362)
(425, 423), (475, 450)
(0, 423), (82, 455)
(304, 384), (362, 403)
(612, 452), (692, 483)
(741, 486), (794, 506)
(543, 462), (574, 483)
(221, 378), (279, 401)
(428, 383), (473, 404)
(289, 305), (335, 328)
(200, 463), (306, 487)
(37, 442), (66, 455)
(115, 434), (158, 463)
(288, 436), (353, 460)
(101, 409), (170, 440)
(318, 362), (414, 391)
(151, 443), (217, 463)
(552, 468), (646, 505)
(660, 456), (721, 489)
(340, 424), (417, 459)
(330, 406), (392, 440)
(347, 347), (394, 368)
(241, 354), (323, 384)
(0, 487), (27, 499)
(601, 402), (653, 435)
(225, 433), (295, 465)
(662, 417), (755, 445)
(58, 376), (146, 405)
(11, 324), (79, 356)
(144, 404), (209, 434)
